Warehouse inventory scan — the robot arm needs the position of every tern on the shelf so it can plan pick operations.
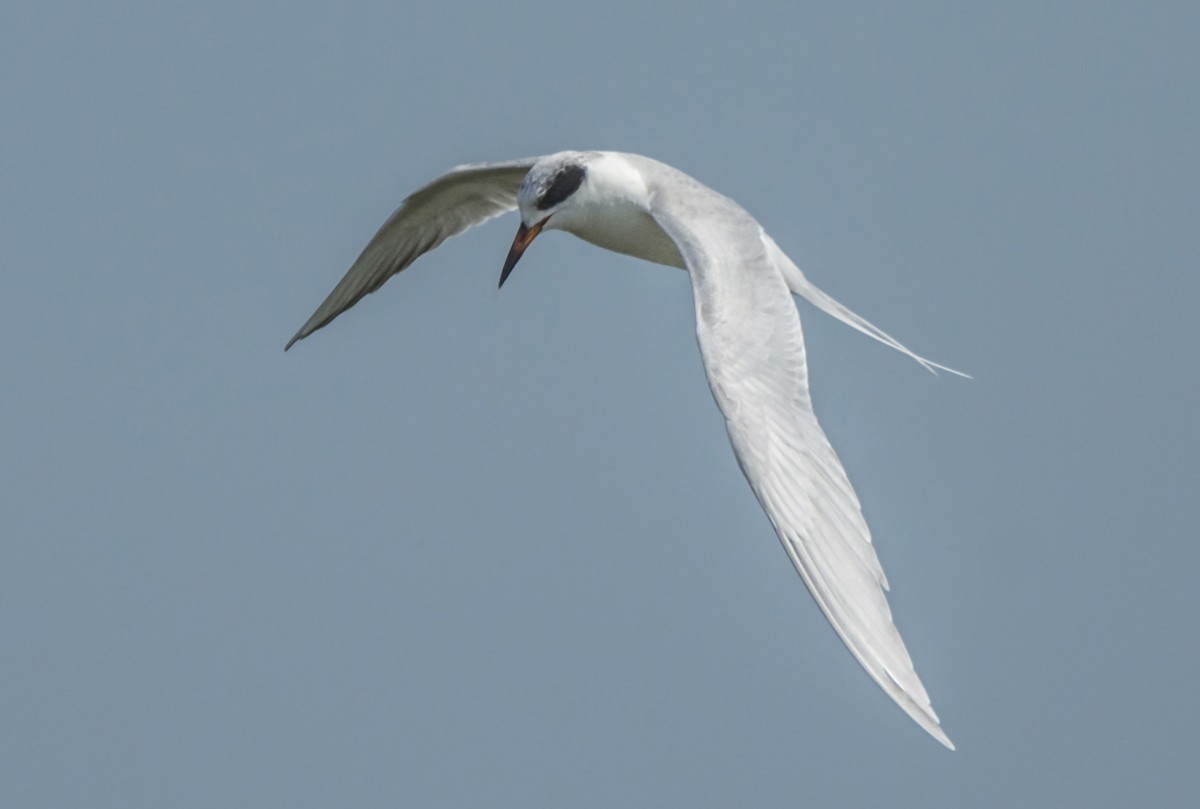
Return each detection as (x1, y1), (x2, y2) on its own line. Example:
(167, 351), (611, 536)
(287, 151), (963, 748)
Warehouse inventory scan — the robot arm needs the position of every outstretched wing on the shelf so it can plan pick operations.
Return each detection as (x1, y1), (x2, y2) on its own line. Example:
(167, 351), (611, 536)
(286, 159), (537, 349)
(648, 187), (954, 749)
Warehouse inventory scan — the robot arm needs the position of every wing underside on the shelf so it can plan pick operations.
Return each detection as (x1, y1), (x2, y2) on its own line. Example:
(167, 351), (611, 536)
(287, 159), (536, 349)
(648, 188), (953, 748)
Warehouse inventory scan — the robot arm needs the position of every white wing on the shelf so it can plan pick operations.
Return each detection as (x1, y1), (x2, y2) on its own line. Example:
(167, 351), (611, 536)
(648, 183), (954, 749)
(286, 158), (537, 349)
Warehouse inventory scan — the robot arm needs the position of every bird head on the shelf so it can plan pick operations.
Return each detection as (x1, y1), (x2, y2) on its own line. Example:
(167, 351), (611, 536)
(499, 152), (594, 288)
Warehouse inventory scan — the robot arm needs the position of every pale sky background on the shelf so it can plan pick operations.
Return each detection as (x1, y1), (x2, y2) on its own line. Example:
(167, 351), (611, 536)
(3, 2), (1198, 807)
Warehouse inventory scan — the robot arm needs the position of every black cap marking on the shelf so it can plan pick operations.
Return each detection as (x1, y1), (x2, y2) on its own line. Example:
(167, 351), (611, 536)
(536, 164), (586, 211)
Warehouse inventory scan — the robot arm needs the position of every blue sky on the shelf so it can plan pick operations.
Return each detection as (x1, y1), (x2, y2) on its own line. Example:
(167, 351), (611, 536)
(3, 2), (1198, 806)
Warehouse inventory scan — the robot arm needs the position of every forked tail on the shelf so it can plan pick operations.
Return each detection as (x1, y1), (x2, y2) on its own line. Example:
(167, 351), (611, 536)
(762, 233), (971, 378)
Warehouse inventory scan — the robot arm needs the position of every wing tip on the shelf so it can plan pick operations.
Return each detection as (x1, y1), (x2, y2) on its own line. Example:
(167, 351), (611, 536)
(882, 666), (956, 750)
(926, 718), (956, 750)
(284, 322), (314, 351)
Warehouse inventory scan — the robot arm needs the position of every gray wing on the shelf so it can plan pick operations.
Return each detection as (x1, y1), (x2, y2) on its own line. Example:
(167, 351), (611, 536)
(286, 158), (537, 349)
(648, 189), (954, 749)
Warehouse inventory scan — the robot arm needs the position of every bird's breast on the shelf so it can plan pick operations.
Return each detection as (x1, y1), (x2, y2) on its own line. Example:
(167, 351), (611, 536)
(560, 204), (686, 270)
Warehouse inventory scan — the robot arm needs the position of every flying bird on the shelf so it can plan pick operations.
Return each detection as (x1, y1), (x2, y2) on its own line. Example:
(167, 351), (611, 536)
(287, 151), (963, 748)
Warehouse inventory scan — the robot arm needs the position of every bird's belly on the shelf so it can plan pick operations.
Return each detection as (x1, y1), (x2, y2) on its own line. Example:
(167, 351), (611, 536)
(567, 207), (686, 269)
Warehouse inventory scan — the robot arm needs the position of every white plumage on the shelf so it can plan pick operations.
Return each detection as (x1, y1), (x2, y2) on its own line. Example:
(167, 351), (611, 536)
(288, 150), (963, 749)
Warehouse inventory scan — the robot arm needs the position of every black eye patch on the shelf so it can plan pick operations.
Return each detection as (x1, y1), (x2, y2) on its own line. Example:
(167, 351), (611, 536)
(537, 165), (586, 211)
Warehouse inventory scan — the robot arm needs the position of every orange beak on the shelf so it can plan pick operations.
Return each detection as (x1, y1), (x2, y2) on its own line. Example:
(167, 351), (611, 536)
(499, 218), (546, 288)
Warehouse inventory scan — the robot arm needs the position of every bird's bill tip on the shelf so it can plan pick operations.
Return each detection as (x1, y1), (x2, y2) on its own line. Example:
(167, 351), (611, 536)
(499, 219), (546, 288)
